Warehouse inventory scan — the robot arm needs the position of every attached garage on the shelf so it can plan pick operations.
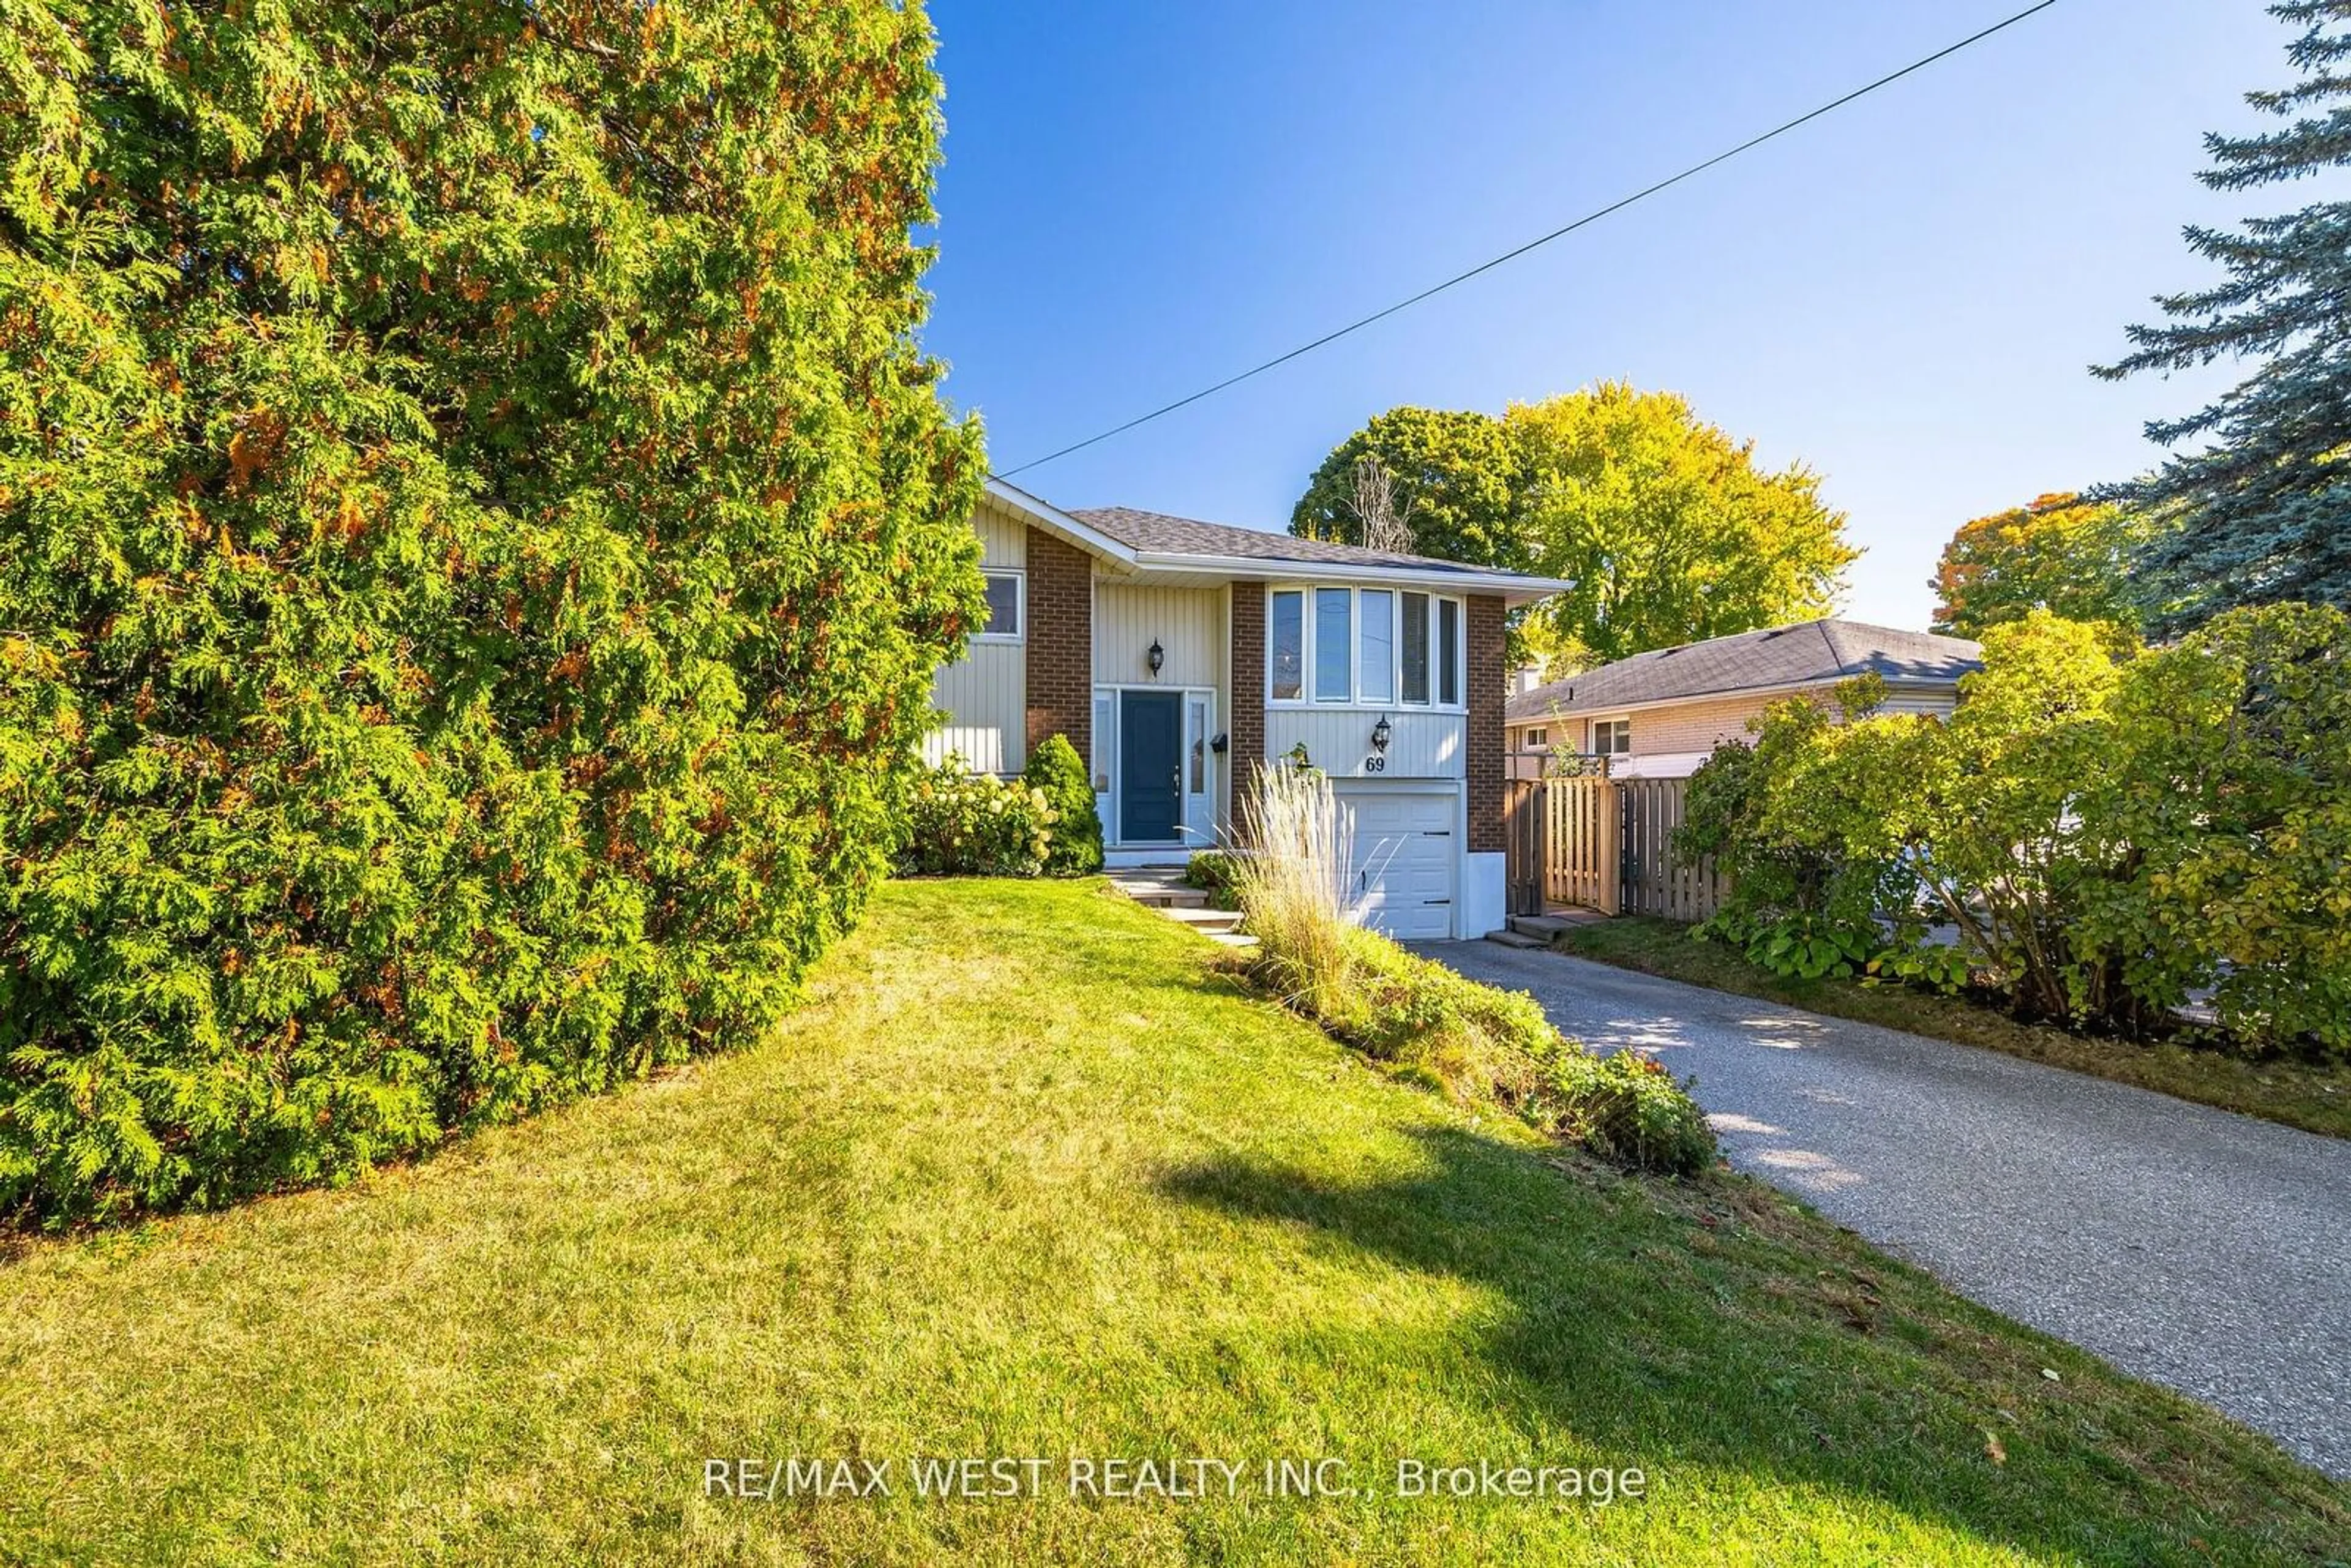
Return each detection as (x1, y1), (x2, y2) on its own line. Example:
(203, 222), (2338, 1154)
(1335, 781), (1459, 940)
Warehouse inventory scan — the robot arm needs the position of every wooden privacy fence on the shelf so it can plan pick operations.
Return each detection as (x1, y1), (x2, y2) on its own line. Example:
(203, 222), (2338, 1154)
(1503, 774), (1730, 921)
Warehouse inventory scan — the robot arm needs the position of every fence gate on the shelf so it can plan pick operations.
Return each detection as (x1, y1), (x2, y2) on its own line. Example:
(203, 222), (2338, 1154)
(1613, 777), (1728, 920)
(1502, 779), (1547, 917)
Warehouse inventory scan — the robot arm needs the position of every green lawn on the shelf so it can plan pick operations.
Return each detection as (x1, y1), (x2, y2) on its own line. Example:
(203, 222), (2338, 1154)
(1, 880), (2343, 1565)
(1560, 917), (2351, 1142)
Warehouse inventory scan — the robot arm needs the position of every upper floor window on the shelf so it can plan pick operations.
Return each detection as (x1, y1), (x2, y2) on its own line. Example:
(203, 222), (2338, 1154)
(1358, 590), (1394, 703)
(1313, 588), (1352, 702)
(1591, 717), (1632, 754)
(976, 570), (1024, 642)
(1437, 599), (1460, 707)
(1400, 591), (1429, 704)
(1269, 585), (1466, 708)
(1270, 590), (1305, 700)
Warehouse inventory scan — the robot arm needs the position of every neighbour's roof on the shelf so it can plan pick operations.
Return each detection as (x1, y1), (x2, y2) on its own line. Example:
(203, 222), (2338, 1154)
(1069, 506), (1509, 578)
(1505, 619), (1983, 723)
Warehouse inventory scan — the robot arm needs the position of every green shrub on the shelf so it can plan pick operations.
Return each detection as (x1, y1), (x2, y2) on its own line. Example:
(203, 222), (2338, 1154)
(1182, 850), (1242, 909)
(2078, 603), (2351, 1054)
(898, 756), (1056, 877)
(1681, 678), (1918, 978)
(1687, 606), (2351, 1054)
(1535, 1049), (1721, 1177)
(1022, 735), (1103, 874)
(0, 2), (982, 1225)
(1865, 940), (1975, 996)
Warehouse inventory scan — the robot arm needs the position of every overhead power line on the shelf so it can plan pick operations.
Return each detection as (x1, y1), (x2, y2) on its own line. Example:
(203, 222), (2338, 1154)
(999, 1), (2060, 479)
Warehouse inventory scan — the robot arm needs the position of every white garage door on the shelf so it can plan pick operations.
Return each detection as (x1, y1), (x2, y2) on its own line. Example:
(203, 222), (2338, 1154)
(1337, 784), (1457, 940)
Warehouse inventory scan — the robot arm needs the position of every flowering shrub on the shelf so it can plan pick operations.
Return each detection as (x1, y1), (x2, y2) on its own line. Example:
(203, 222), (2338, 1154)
(899, 756), (1057, 877)
(1022, 734), (1103, 874)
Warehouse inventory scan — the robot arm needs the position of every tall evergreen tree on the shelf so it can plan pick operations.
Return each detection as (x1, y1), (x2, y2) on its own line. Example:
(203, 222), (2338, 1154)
(2097, 1), (2351, 632)
(0, 0), (983, 1221)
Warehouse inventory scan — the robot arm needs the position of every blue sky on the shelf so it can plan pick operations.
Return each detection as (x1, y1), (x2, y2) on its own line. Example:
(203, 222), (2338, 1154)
(919, 1), (2295, 629)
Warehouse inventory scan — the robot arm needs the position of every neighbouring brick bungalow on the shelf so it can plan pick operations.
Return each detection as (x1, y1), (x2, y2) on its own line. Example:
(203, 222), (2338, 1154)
(926, 478), (1569, 940)
(1505, 618), (1984, 780)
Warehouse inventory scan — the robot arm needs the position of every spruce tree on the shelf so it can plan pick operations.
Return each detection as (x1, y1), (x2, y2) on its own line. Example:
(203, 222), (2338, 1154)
(2098, 1), (2351, 633)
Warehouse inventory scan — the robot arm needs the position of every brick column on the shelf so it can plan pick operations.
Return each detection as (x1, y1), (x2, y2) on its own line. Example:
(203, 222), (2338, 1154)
(1024, 528), (1092, 768)
(1466, 595), (1506, 853)
(1227, 582), (1266, 841)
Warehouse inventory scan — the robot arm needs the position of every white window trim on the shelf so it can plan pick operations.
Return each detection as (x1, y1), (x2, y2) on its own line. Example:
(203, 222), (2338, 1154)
(1267, 583), (1468, 713)
(973, 568), (1026, 645)
(1589, 715), (1633, 755)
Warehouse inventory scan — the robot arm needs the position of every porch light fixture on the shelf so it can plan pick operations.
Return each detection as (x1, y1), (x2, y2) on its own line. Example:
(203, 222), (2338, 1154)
(1370, 715), (1392, 754)
(1146, 639), (1164, 676)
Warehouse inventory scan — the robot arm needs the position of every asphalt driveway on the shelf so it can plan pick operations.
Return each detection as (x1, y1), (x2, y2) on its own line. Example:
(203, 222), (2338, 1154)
(1416, 940), (2351, 1480)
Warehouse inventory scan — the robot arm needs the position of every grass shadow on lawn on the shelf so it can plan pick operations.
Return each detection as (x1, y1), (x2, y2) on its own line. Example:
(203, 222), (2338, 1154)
(1158, 1125), (2350, 1568)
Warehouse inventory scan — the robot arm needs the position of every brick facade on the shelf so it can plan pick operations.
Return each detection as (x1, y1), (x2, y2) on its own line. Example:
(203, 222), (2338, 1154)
(1466, 595), (1507, 853)
(1024, 528), (1093, 765)
(1226, 581), (1266, 837)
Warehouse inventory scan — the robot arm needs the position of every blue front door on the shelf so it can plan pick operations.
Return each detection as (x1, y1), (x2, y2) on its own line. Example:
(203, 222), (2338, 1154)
(1119, 692), (1184, 843)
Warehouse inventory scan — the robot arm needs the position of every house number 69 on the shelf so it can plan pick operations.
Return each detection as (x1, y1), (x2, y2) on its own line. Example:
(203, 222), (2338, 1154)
(1363, 756), (1387, 773)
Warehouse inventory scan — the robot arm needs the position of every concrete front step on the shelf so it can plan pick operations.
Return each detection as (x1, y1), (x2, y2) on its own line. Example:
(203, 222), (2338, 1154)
(1122, 887), (1209, 910)
(1485, 928), (1548, 950)
(1108, 869), (1250, 943)
(1107, 870), (1209, 910)
(1161, 905), (1242, 934)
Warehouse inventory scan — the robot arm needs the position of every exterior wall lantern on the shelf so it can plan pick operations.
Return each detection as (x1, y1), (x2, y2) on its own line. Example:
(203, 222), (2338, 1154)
(1146, 639), (1164, 676)
(1370, 715), (1392, 754)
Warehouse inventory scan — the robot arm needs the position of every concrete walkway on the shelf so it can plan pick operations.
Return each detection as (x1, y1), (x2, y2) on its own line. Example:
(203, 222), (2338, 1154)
(1415, 940), (2351, 1480)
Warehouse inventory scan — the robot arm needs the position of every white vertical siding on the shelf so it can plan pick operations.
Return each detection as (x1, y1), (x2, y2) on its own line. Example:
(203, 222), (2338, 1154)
(1093, 583), (1223, 689)
(924, 502), (1030, 774)
(926, 643), (1024, 774)
(1264, 709), (1465, 781)
(972, 496), (1028, 569)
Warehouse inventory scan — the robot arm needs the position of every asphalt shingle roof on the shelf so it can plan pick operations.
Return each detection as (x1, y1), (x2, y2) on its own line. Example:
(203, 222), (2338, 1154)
(1070, 506), (1504, 577)
(1505, 619), (1983, 722)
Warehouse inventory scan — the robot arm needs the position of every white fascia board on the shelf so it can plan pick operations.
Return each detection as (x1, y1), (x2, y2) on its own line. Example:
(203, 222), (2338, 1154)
(1131, 550), (1571, 605)
(982, 476), (1140, 571)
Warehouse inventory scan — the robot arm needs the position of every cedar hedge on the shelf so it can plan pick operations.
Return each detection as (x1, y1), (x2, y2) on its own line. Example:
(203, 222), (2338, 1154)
(0, 1), (981, 1223)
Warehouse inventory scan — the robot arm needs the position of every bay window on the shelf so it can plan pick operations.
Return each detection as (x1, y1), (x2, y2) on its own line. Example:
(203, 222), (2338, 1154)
(1265, 585), (1466, 708)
